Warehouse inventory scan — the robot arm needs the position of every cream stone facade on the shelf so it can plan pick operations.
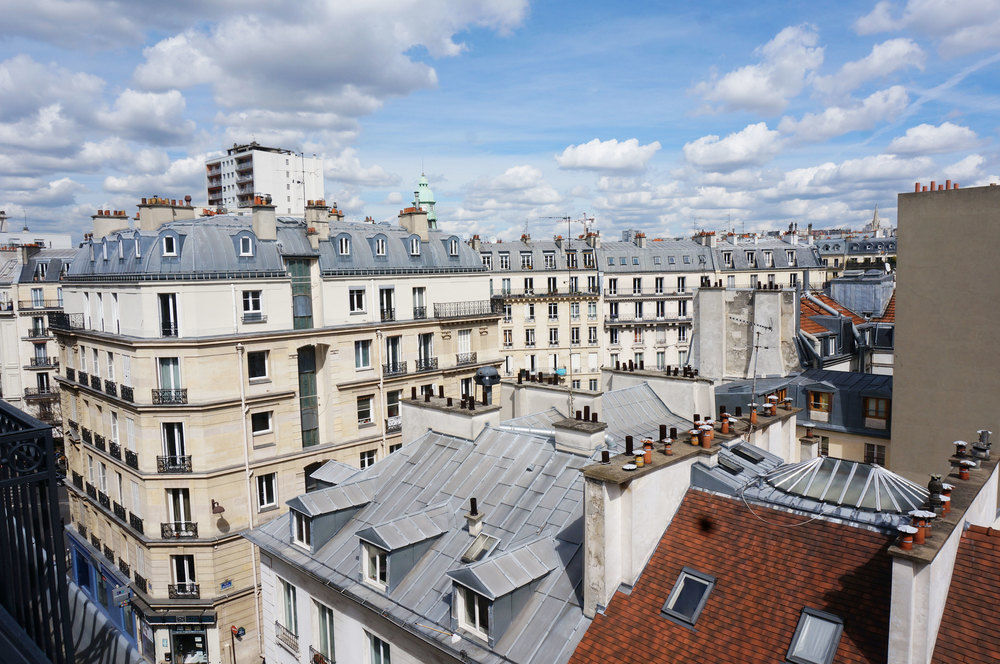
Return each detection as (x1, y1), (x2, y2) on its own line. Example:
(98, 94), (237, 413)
(55, 198), (499, 664)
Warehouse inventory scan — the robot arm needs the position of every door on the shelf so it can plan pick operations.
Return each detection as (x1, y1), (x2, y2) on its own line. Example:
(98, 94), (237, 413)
(379, 287), (395, 319)
(158, 358), (180, 389)
(385, 336), (401, 368)
(171, 630), (207, 664)
(167, 489), (191, 525)
(158, 293), (178, 336)
(458, 329), (471, 355)
(162, 423), (185, 458)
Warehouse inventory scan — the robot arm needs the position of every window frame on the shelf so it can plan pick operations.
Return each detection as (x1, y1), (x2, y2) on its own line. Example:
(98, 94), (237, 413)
(357, 395), (374, 426)
(292, 511), (311, 549)
(251, 410), (273, 436)
(355, 339), (372, 370)
(863, 397), (889, 421)
(338, 236), (351, 256)
(257, 472), (277, 510)
(162, 235), (177, 257)
(456, 584), (491, 640)
(808, 391), (832, 413)
(239, 236), (254, 257)
(660, 567), (715, 628)
(362, 542), (389, 590)
(247, 350), (269, 381)
(786, 607), (844, 664)
(349, 287), (366, 313)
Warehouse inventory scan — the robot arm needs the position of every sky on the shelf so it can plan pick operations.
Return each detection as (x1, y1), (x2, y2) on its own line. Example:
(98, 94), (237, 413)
(1, 0), (998, 241)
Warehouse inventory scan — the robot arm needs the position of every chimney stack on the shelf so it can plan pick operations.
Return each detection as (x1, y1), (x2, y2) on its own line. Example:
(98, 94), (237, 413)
(251, 195), (277, 241)
(466, 498), (484, 537)
(91, 209), (131, 240)
(398, 206), (429, 240)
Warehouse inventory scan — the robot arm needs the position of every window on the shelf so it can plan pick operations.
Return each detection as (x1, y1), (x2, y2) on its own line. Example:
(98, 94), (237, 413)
(543, 252), (555, 269)
(338, 236), (351, 255)
(656, 350), (665, 370)
(548, 302), (558, 320)
(566, 251), (577, 268)
(547, 276), (557, 293)
(678, 326), (688, 342)
(677, 276), (686, 293)
(633, 277), (642, 293)
(653, 256), (661, 265)
(292, 511), (311, 548)
(764, 250), (774, 267)
(865, 443), (886, 465)
(722, 251), (733, 267)
(357, 396), (373, 426)
(481, 253), (492, 269)
(588, 301), (597, 319)
(571, 327), (580, 345)
(549, 328), (559, 345)
(786, 608), (843, 664)
(349, 288), (365, 313)
(790, 272), (799, 286)
(808, 391), (831, 412)
(355, 340), (372, 370)
(389, 442), (402, 453)
(363, 543), (388, 588)
(257, 473), (276, 509)
(247, 350), (268, 380)
(457, 585), (490, 639)
(655, 277), (664, 294)
(588, 326), (598, 344)
(819, 436), (830, 456)
(498, 253), (510, 269)
(609, 329), (619, 345)
(367, 632), (390, 664)
(360, 449), (377, 468)
(523, 277), (534, 293)
(314, 601), (336, 661)
(570, 302), (580, 319)
(162, 236), (176, 256)
(409, 237), (421, 255)
(864, 397), (889, 421)
(449, 238), (459, 256)
(607, 278), (617, 294)
(660, 568), (715, 626)
(727, 275), (736, 288)
(525, 329), (535, 347)
(239, 236), (253, 256)
(502, 329), (512, 347)
(375, 237), (386, 256)
(745, 251), (756, 267)
(243, 290), (263, 321)
(520, 252), (532, 269)
(106, 352), (115, 380)
(251, 411), (273, 435)
(632, 256), (639, 265)
(279, 578), (299, 636)
(787, 250), (797, 266)
(589, 379), (598, 391)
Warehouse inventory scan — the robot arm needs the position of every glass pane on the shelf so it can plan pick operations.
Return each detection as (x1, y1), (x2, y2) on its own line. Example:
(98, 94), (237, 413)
(669, 576), (708, 620)
(790, 614), (839, 663)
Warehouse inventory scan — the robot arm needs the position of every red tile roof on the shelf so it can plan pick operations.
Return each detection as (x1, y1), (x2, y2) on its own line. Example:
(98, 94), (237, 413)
(570, 490), (894, 664)
(800, 293), (866, 335)
(931, 524), (1000, 664)
(875, 292), (895, 323)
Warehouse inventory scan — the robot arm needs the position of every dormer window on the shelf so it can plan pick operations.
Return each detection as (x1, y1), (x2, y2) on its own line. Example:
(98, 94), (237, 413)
(409, 237), (421, 256)
(449, 238), (459, 256)
(292, 510), (311, 549)
(239, 236), (253, 257)
(34, 262), (47, 280)
(787, 250), (796, 266)
(89, 244), (95, 262)
(456, 585), (490, 640)
(722, 251), (733, 267)
(786, 608), (843, 664)
(764, 250), (773, 267)
(162, 236), (177, 257)
(134, 237), (141, 258)
(745, 251), (756, 267)
(375, 237), (386, 256)
(363, 542), (388, 589)
(118, 240), (124, 260)
(339, 236), (351, 256)
(660, 567), (715, 627)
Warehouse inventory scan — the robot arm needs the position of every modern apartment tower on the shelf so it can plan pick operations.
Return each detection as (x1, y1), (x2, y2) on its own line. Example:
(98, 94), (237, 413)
(206, 143), (324, 215)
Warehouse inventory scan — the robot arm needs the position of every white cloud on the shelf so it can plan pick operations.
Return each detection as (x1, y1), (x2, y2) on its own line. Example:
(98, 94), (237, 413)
(813, 38), (924, 98)
(692, 25), (823, 115)
(887, 121), (979, 154)
(384, 192), (404, 205)
(103, 155), (206, 197)
(942, 154), (985, 180)
(0, 55), (103, 122)
(855, 0), (1000, 56)
(762, 153), (934, 199)
(683, 123), (783, 172)
(97, 89), (195, 144)
(8, 177), (84, 206)
(778, 86), (909, 141)
(555, 138), (661, 172)
(324, 148), (399, 187)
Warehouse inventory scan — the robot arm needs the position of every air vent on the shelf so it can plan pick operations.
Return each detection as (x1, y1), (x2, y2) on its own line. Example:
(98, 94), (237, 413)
(731, 445), (764, 464)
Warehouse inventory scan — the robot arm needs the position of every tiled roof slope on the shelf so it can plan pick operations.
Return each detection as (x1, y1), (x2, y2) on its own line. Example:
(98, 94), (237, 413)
(800, 292), (865, 334)
(931, 524), (1000, 664)
(570, 489), (893, 664)
(875, 292), (895, 323)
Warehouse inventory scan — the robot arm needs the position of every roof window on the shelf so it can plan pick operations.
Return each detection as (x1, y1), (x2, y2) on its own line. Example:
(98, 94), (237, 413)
(461, 533), (499, 563)
(162, 235), (176, 257)
(239, 235), (254, 257)
(717, 456), (743, 476)
(619, 257), (625, 265)
(653, 256), (661, 265)
(292, 510), (311, 549)
(375, 237), (386, 256)
(683, 255), (690, 264)
(660, 567), (714, 627)
(786, 608), (843, 664)
(449, 238), (459, 256)
(607, 257), (614, 266)
(362, 542), (388, 590)
(410, 237), (421, 256)
(668, 256), (675, 264)
(632, 256), (639, 265)
(731, 444), (765, 464)
(339, 236), (351, 256)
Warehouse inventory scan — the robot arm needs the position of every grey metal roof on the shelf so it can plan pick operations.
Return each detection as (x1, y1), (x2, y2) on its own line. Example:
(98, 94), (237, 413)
(287, 476), (380, 517)
(246, 425), (590, 664)
(447, 537), (557, 600)
(478, 239), (597, 273)
(602, 383), (690, 450)
(600, 239), (714, 273)
(712, 240), (824, 272)
(500, 407), (565, 430)
(356, 501), (455, 551)
(308, 459), (360, 486)
(0, 257), (20, 285)
(68, 580), (145, 664)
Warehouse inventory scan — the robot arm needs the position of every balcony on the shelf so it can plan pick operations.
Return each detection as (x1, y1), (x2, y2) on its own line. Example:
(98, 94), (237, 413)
(385, 416), (401, 434)
(104, 380), (117, 397)
(98, 491), (110, 510)
(113, 502), (127, 521)
(90, 535), (101, 551)
(18, 299), (61, 310)
(71, 471), (83, 490)
(23, 387), (57, 399)
(133, 574), (148, 594)
(27, 357), (58, 369)
(415, 357), (438, 372)
(124, 449), (139, 470)
(65, 368), (76, 382)
(118, 559), (130, 578)
(26, 328), (51, 340)
(77, 371), (88, 385)
(380, 308), (395, 322)
(89, 375), (100, 390)
(382, 361), (407, 377)
(433, 299), (500, 319)
(160, 323), (178, 338)
(120, 385), (134, 402)
(93, 434), (106, 452)
(47, 312), (84, 330)
(413, 306), (427, 319)
(109, 442), (121, 460)
(85, 482), (97, 499)
(161, 521), (198, 538)
(168, 583), (200, 599)
(102, 545), (114, 563)
(81, 428), (92, 444)
(68, 420), (78, 431)
(456, 352), (478, 366)
(310, 646), (333, 664)
(152, 388), (187, 404)
(275, 621), (299, 654)
(157, 455), (192, 473)
(77, 523), (88, 540)
(242, 312), (267, 324)
(128, 512), (144, 535)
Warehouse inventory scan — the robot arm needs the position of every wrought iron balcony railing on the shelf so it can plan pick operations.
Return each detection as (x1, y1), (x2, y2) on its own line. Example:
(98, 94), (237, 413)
(380, 307), (395, 322)
(242, 312), (267, 324)
(415, 357), (438, 372)
(412, 306), (427, 319)
(168, 583), (199, 599)
(81, 428), (92, 444)
(85, 482), (96, 499)
(133, 574), (148, 594)
(385, 416), (401, 434)
(104, 380), (117, 397)
(152, 388), (187, 404)
(24, 387), (57, 399)
(109, 442), (121, 459)
(27, 328), (51, 338)
(71, 472), (83, 489)
(77, 523), (88, 540)
(97, 491), (110, 510)
(113, 502), (127, 522)
(65, 368), (76, 382)
(118, 559), (130, 578)
(382, 361), (407, 377)
(102, 545), (114, 563)
(76, 371), (88, 385)
(89, 375), (100, 390)
(93, 434), (105, 452)
(275, 621), (299, 654)
(128, 512), (144, 535)
(161, 521), (198, 538)
(28, 357), (58, 368)
(90, 535), (100, 551)
(124, 449), (139, 469)
(19, 299), (62, 310)
(157, 455), (192, 473)
(433, 299), (500, 319)
(309, 646), (333, 664)
(120, 385), (134, 402)
(456, 352), (478, 366)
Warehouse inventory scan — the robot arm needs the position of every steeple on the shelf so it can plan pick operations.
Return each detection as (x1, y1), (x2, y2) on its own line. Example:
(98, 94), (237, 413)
(414, 173), (437, 229)
(871, 204), (880, 232)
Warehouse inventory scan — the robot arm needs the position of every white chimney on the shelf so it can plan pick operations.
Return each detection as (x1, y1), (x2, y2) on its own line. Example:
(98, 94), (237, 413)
(251, 196), (277, 241)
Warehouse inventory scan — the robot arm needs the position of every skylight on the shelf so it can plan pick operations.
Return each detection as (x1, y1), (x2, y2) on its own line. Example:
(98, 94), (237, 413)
(786, 608), (843, 664)
(732, 444), (764, 464)
(461, 532), (498, 563)
(717, 456), (743, 476)
(660, 567), (714, 627)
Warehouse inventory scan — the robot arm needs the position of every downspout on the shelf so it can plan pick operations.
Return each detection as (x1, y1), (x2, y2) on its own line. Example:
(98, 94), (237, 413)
(235, 342), (263, 656)
(375, 329), (386, 454)
(798, 330), (822, 368)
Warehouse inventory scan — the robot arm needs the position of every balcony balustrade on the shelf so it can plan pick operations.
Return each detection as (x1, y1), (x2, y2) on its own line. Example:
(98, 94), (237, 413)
(161, 521), (198, 538)
(152, 388), (187, 404)
(156, 455), (192, 473)
(168, 583), (199, 599)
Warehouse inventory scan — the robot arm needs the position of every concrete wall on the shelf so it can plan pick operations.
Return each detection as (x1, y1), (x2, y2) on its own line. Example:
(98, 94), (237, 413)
(400, 399), (499, 442)
(602, 368), (714, 422)
(893, 185), (1000, 477)
(499, 379), (602, 421)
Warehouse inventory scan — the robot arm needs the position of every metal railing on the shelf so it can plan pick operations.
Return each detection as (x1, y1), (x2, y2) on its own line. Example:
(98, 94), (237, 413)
(168, 583), (200, 599)
(76, 371), (88, 385)
(18, 299), (61, 310)
(0, 399), (76, 663)
(24, 387), (57, 399)
(27, 328), (51, 339)
(310, 646), (333, 664)
(456, 352), (478, 366)
(104, 380), (117, 397)
(413, 306), (427, 319)
(102, 545), (114, 563)
(93, 434), (105, 452)
(120, 385), (134, 402)
(385, 416), (401, 434)
(380, 308), (395, 322)
(109, 442), (121, 460)
(152, 388), (187, 404)
(157, 455), (192, 473)
(65, 368), (76, 382)
(71, 472), (82, 489)
(118, 559), (130, 578)
(133, 574), (148, 594)
(47, 312), (84, 331)
(124, 450), (139, 470)
(89, 375), (100, 390)
(28, 357), (58, 368)
(415, 357), (438, 372)
(382, 361), (407, 377)
(128, 512), (143, 535)
(433, 299), (499, 319)
(81, 428), (92, 444)
(161, 521), (198, 538)
(275, 621), (299, 653)
(242, 312), (267, 324)
(113, 502), (126, 521)
(98, 491), (110, 510)
(161, 323), (178, 337)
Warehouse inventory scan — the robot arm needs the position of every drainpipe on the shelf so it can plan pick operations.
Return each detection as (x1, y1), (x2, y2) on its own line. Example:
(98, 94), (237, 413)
(798, 330), (822, 369)
(230, 284), (239, 334)
(235, 343), (263, 655)
(375, 329), (386, 454)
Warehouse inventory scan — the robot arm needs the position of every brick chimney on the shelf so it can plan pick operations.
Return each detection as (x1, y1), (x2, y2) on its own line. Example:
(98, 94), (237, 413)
(304, 199), (331, 241)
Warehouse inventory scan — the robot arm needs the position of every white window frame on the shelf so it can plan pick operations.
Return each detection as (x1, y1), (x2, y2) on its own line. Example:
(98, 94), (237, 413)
(251, 410), (273, 435)
(409, 237), (421, 255)
(256, 472), (276, 509)
(239, 236), (253, 257)
(362, 542), (388, 589)
(449, 238), (459, 256)
(349, 287), (366, 313)
(162, 236), (177, 257)
(375, 237), (386, 256)
(314, 600), (336, 661)
(247, 350), (269, 380)
(292, 511), (311, 549)
(456, 584), (490, 640)
(339, 236), (351, 255)
(355, 340), (372, 370)
(357, 395), (373, 426)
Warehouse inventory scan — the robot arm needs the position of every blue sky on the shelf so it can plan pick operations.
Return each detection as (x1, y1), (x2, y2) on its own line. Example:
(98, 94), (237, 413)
(0, 0), (998, 240)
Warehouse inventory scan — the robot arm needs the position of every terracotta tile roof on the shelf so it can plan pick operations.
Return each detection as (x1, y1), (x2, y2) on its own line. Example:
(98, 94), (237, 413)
(931, 524), (1000, 664)
(800, 292), (865, 334)
(569, 490), (894, 664)
(875, 292), (895, 323)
